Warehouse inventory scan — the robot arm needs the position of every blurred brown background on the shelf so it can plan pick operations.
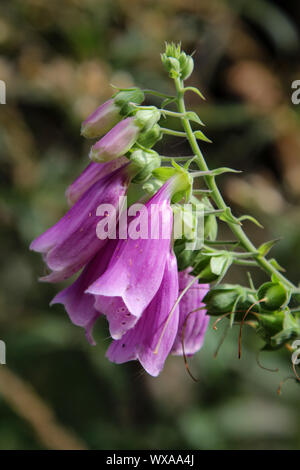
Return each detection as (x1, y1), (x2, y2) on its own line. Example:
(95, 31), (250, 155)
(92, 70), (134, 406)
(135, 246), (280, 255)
(0, 0), (300, 450)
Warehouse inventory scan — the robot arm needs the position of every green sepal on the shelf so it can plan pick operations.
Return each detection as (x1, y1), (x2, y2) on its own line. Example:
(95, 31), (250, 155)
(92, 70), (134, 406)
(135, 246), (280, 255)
(174, 239), (199, 271)
(130, 150), (161, 184)
(257, 282), (289, 311)
(137, 124), (162, 148)
(113, 88), (145, 116)
(191, 253), (219, 283)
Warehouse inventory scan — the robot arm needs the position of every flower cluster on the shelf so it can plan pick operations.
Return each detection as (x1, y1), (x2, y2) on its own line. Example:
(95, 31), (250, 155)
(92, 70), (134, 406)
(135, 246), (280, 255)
(32, 44), (298, 379)
(31, 84), (210, 376)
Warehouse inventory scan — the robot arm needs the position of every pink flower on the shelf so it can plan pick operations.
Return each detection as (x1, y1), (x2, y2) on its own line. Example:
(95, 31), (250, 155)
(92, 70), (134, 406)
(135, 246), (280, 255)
(81, 99), (121, 139)
(30, 164), (130, 282)
(106, 250), (179, 376)
(171, 269), (209, 356)
(89, 118), (140, 163)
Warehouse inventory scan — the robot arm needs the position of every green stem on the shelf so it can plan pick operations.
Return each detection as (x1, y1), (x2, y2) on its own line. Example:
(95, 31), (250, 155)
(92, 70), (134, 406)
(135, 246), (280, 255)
(174, 77), (295, 290)
(143, 89), (175, 99)
(160, 128), (186, 137)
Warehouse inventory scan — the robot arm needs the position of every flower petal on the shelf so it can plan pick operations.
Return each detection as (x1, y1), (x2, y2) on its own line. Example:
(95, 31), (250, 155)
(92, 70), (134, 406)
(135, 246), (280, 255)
(107, 251), (179, 376)
(171, 269), (209, 356)
(31, 165), (129, 281)
(65, 157), (128, 206)
(51, 239), (117, 343)
(81, 99), (121, 139)
(90, 117), (140, 162)
(94, 295), (137, 340)
(87, 182), (174, 317)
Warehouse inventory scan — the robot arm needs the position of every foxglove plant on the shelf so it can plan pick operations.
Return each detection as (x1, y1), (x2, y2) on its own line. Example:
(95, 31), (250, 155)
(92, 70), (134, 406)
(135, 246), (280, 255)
(31, 43), (300, 379)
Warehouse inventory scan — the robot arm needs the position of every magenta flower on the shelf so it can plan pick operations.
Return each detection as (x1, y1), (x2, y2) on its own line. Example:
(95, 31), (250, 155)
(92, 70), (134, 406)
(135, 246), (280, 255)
(65, 157), (128, 206)
(89, 117), (140, 163)
(51, 239), (118, 344)
(30, 164), (130, 282)
(106, 250), (179, 376)
(171, 269), (209, 356)
(81, 99), (121, 139)
(86, 180), (175, 321)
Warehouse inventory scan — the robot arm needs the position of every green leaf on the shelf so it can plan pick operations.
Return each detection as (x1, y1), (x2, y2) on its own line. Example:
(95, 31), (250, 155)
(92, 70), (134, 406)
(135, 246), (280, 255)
(238, 214), (264, 228)
(161, 97), (177, 109)
(183, 86), (206, 100)
(193, 130), (212, 143)
(269, 258), (286, 272)
(211, 167), (242, 176)
(185, 111), (205, 126)
(219, 208), (241, 225)
(258, 238), (281, 257)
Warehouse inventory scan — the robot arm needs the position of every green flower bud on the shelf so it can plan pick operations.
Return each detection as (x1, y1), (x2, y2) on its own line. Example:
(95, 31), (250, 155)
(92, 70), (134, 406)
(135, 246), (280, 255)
(181, 55), (194, 80)
(134, 108), (161, 132)
(130, 150), (161, 184)
(113, 88), (145, 116)
(191, 254), (219, 283)
(137, 124), (163, 148)
(161, 43), (194, 80)
(142, 177), (164, 195)
(257, 282), (288, 311)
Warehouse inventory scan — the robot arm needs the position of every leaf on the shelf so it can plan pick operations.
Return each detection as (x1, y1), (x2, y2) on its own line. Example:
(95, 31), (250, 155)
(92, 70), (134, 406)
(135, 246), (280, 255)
(211, 167), (242, 176)
(210, 255), (228, 276)
(161, 97), (177, 109)
(219, 208), (241, 225)
(185, 111), (205, 126)
(238, 214), (264, 228)
(258, 238), (281, 257)
(269, 258), (286, 272)
(193, 130), (212, 143)
(183, 86), (206, 100)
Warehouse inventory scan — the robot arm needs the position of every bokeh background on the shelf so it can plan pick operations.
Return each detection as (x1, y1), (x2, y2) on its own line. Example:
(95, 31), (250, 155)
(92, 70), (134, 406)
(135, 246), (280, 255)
(0, 0), (300, 450)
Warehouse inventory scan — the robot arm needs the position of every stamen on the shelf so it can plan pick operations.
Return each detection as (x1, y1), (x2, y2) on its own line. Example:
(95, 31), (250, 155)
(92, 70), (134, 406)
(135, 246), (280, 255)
(214, 323), (230, 358)
(256, 350), (279, 373)
(277, 376), (299, 395)
(181, 308), (203, 382)
(154, 273), (203, 355)
(238, 300), (265, 359)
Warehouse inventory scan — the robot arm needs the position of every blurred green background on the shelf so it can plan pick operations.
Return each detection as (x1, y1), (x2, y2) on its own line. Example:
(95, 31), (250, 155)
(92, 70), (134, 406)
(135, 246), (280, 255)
(0, 0), (300, 450)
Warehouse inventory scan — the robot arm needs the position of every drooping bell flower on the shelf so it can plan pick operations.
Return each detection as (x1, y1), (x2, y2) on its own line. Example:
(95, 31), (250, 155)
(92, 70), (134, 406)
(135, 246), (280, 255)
(81, 89), (145, 139)
(89, 108), (161, 163)
(81, 99), (121, 139)
(171, 268), (209, 356)
(89, 117), (140, 163)
(50, 239), (118, 344)
(30, 164), (130, 282)
(65, 156), (128, 206)
(106, 250), (179, 376)
(86, 178), (176, 323)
